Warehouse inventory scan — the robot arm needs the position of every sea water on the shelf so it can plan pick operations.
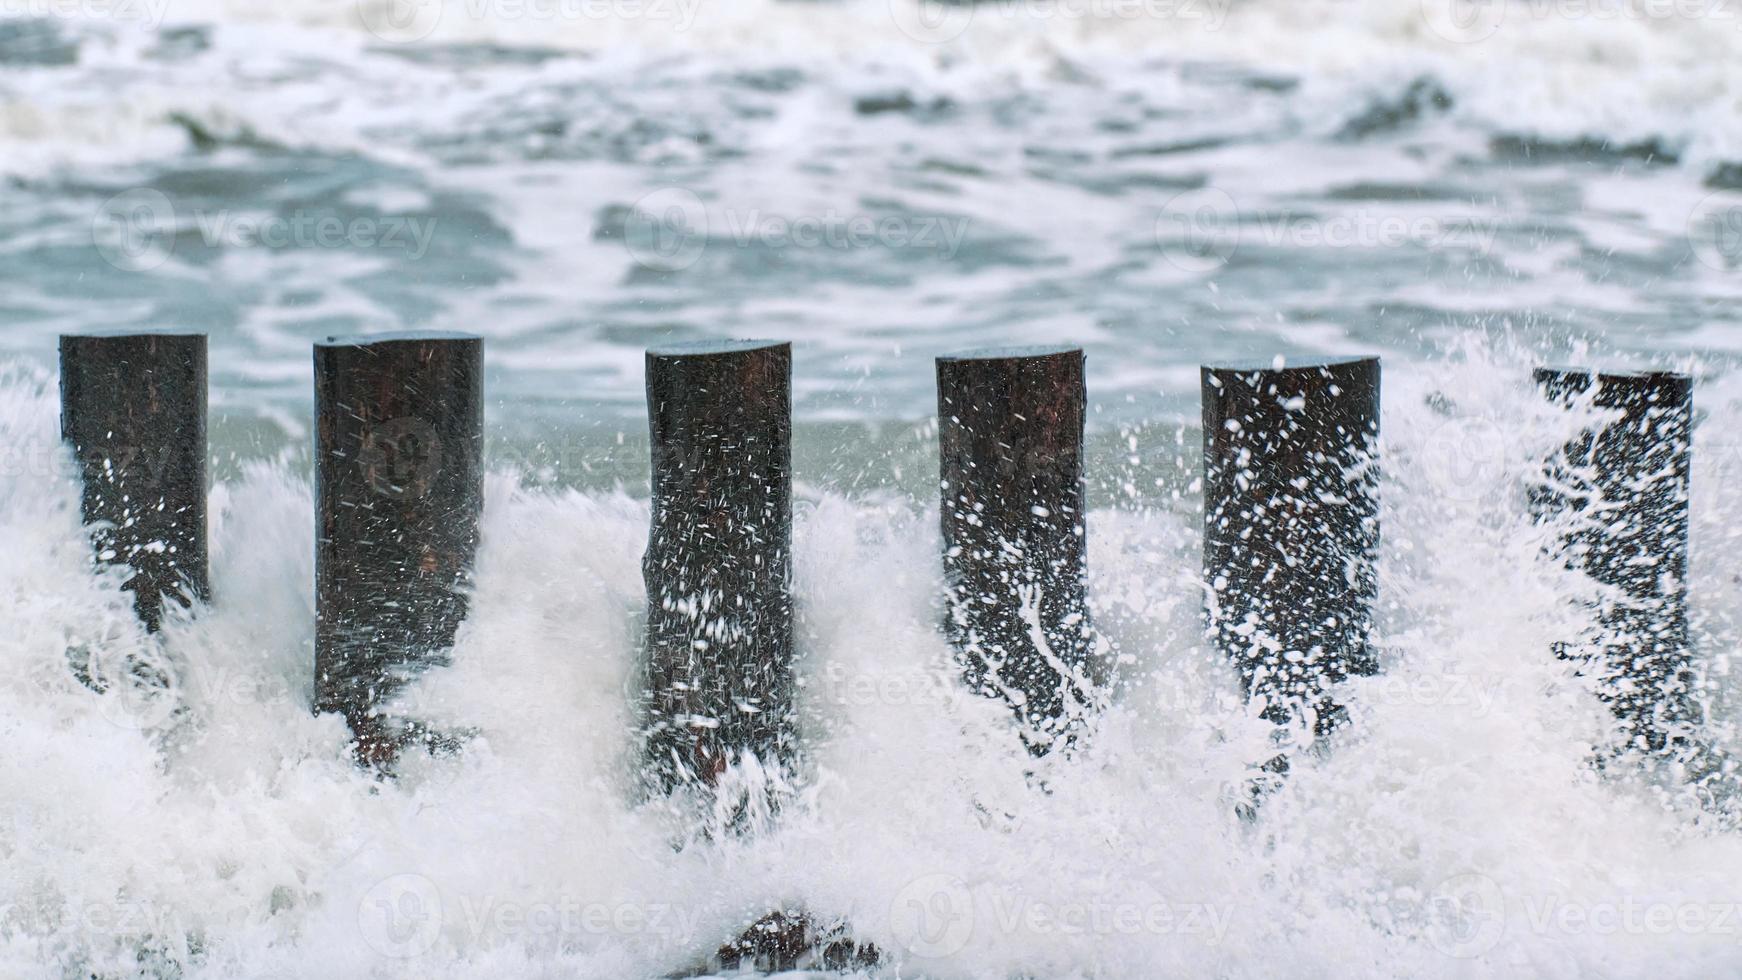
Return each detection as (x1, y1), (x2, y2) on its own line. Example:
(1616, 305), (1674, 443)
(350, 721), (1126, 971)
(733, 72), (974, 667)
(5, 1), (1742, 976)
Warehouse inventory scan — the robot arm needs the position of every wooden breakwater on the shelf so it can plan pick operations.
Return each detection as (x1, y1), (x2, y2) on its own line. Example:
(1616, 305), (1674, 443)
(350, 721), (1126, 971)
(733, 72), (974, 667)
(1534, 368), (1695, 755)
(312, 332), (484, 765)
(642, 340), (795, 801)
(60, 331), (209, 632)
(54, 333), (1697, 773)
(53, 331), (1700, 969)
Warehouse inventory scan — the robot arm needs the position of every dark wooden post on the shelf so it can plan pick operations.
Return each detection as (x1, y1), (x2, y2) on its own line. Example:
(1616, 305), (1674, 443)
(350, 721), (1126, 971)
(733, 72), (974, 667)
(1534, 368), (1694, 753)
(314, 332), (483, 765)
(936, 346), (1098, 753)
(1201, 357), (1381, 737)
(642, 340), (794, 795)
(60, 331), (209, 631)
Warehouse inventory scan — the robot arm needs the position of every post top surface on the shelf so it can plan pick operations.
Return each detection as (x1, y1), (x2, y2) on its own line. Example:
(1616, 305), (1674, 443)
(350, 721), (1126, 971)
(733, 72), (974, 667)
(1203, 354), (1379, 374)
(646, 339), (788, 357)
(1535, 365), (1691, 384)
(937, 345), (1083, 362)
(61, 330), (205, 341)
(318, 330), (481, 347)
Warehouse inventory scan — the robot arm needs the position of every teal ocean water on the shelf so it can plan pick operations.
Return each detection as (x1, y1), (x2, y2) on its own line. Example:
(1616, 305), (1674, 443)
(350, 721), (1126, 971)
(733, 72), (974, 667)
(6, 2), (1742, 977)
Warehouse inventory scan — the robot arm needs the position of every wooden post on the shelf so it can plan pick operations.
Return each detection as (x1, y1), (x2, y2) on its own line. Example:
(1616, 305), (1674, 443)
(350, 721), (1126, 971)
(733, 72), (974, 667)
(1534, 368), (1694, 752)
(936, 346), (1098, 753)
(314, 332), (483, 764)
(1201, 357), (1381, 736)
(642, 340), (794, 795)
(60, 331), (209, 631)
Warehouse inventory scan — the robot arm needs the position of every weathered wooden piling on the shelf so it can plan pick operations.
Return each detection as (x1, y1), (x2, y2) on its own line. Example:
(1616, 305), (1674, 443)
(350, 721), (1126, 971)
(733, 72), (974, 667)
(60, 331), (209, 631)
(314, 332), (483, 763)
(1201, 357), (1381, 736)
(936, 346), (1098, 753)
(1534, 368), (1695, 752)
(642, 340), (794, 794)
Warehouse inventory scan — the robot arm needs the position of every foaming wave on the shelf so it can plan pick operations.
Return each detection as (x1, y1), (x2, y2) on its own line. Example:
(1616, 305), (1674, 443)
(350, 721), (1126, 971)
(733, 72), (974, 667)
(5, 0), (1742, 178)
(4, 339), (1742, 976)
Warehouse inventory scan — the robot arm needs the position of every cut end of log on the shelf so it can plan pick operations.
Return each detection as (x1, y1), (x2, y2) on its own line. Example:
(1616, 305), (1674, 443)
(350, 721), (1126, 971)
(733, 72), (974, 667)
(317, 330), (484, 348)
(647, 338), (788, 359)
(937, 344), (1082, 363)
(1534, 366), (1693, 405)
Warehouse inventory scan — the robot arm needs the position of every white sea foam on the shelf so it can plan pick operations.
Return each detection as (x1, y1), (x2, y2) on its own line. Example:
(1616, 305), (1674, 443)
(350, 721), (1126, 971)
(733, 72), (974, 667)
(4, 4), (1742, 973)
(3, 335), (1742, 977)
(4, 0), (1742, 175)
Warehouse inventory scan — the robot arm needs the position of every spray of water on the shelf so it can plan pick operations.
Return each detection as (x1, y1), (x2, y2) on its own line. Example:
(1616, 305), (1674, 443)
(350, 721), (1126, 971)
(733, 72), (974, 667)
(4, 335), (1742, 977)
